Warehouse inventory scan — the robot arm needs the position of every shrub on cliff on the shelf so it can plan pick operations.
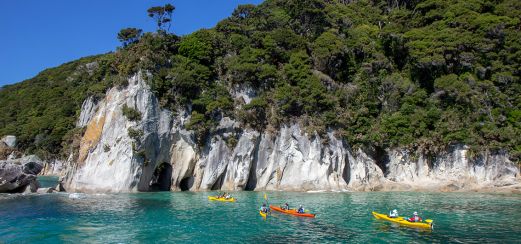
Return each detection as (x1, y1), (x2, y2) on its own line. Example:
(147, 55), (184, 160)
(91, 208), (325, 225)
(122, 105), (142, 121)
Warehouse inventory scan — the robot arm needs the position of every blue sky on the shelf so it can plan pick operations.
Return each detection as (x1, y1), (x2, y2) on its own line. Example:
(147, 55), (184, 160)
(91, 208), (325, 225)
(0, 0), (263, 86)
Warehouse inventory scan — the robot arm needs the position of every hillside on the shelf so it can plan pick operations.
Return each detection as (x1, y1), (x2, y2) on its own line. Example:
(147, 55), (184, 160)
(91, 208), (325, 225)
(1, 0), (520, 161)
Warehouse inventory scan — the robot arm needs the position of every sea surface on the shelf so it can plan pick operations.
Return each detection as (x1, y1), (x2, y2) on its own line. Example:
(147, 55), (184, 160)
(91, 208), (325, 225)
(1, 177), (520, 243)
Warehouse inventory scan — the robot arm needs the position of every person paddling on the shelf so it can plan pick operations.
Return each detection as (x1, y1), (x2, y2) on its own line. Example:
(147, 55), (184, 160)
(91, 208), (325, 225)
(297, 205), (305, 214)
(389, 209), (398, 218)
(407, 212), (422, 222)
(281, 203), (290, 210)
(260, 203), (269, 213)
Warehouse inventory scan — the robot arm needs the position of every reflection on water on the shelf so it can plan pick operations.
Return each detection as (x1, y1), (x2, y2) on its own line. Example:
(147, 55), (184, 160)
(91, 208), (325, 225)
(0, 191), (520, 243)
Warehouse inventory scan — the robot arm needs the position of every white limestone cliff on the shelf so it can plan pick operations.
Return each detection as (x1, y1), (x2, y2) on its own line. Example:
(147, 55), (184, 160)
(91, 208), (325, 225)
(61, 75), (521, 193)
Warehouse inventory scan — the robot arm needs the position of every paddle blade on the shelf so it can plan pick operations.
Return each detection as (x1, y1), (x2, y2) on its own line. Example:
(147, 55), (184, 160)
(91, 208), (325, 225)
(425, 219), (433, 223)
(264, 193), (267, 200)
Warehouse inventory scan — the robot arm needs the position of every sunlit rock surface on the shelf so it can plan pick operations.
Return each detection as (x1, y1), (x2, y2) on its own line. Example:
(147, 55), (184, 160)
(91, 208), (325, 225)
(62, 75), (521, 193)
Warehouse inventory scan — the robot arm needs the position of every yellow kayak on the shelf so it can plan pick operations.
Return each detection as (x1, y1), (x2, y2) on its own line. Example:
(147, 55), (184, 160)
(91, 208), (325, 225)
(208, 196), (236, 202)
(372, 211), (433, 230)
(259, 210), (267, 218)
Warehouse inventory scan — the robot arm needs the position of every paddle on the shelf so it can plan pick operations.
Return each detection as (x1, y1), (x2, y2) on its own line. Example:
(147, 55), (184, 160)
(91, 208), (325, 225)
(425, 219), (433, 223)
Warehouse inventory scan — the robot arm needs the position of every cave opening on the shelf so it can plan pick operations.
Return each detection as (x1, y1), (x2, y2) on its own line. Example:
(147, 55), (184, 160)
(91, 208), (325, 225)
(373, 146), (390, 176)
(179, 177), (194, 191)
(149, 163), (172, 191)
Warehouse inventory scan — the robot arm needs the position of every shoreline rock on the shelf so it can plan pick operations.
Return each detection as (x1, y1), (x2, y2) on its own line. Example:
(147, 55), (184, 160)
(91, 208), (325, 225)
(0, 155), (43, 193)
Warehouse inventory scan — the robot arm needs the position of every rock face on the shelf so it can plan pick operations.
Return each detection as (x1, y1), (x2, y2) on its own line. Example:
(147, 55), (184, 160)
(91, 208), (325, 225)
(40, 160), (64, 176)
(76, 96), (99, 128)
(61, 75), (521, 193)
(0, 155), (43, 193)
(62, 74), (171, 192)
(384, 146), (520, 191)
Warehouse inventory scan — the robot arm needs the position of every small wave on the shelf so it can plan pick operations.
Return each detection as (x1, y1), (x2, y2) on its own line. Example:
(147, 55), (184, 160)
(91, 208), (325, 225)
(306, 189), (351, 193)
(333, 189), (351, 193)
(68, 193), (86, 199)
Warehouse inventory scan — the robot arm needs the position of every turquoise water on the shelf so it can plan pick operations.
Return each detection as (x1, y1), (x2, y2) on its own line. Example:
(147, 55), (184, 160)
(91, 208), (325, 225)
(1, 191), (520, 243)
(38, 176), (59, 188)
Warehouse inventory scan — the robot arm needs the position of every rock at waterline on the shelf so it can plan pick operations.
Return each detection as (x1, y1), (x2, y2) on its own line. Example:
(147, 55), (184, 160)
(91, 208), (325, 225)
(0, 155), (43, 193)
(36, 187), (56, 193)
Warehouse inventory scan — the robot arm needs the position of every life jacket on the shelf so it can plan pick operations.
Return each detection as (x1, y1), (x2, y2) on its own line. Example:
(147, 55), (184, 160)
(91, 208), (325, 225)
(409, 216), (422, 222)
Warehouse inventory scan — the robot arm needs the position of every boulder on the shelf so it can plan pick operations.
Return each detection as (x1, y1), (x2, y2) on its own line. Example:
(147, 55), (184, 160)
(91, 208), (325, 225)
(1, 135), (16, 148)
(55, 182), (65, 192)
(0, 155), (43, 193)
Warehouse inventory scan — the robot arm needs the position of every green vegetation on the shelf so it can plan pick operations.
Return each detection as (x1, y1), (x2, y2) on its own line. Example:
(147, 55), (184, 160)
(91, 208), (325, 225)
(127, 128), (144, 141)
(117, 28), (143, 47)
(122, 104), (142, 121)
(1, 0), (520, 161)
(0, 55), (115, 158)
(147, 4), (175, 32)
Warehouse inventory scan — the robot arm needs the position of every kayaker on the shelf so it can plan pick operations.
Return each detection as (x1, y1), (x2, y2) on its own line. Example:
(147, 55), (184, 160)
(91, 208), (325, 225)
(407, 212), (422, 222)
(225, 193), (231, 199)
(260, 204), (269, 213)
(283, 203), (289, 210)
(297, 205), (304, 214)
(389, 209), (398, 218)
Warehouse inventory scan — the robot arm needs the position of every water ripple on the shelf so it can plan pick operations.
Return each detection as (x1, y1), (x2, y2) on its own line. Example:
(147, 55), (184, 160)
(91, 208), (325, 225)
(0, 192), (520, 243)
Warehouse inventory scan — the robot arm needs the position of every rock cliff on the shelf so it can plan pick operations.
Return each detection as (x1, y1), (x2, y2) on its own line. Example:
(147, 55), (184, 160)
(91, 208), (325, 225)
(61, 76), (521, 193)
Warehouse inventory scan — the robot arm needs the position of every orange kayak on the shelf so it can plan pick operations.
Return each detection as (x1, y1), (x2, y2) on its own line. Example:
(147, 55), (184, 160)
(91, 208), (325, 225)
(269, 205), (316, 218)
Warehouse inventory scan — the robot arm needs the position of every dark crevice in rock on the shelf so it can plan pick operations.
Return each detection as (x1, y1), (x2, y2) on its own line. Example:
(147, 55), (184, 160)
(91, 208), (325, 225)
(149, 163), (172, 191)
(342, 150), (351, 185)
(373, 146), (390, 176)
(245, 137), (261, 191)
(211, 165), (227, 190)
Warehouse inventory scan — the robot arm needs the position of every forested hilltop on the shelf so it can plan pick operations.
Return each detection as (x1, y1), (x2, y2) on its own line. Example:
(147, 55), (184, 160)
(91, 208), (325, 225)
(1, 0), (520, 161)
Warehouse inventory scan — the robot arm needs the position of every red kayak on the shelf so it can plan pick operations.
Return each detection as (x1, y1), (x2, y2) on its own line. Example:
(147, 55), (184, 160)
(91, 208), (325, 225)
(269, 205), (316, 218)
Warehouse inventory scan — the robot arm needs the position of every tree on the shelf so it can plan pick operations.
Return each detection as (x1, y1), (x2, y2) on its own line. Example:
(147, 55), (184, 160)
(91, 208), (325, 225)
(147, 4), (175, 32)
(232, 4), (255, 20)
(117, 28), (143, 47)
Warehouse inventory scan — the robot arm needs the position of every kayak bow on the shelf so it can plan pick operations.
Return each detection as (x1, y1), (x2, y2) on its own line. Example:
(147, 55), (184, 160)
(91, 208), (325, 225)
(372, 211), (433, 230)
(270, 205), (316, 218)
(208, 196), (236, 202)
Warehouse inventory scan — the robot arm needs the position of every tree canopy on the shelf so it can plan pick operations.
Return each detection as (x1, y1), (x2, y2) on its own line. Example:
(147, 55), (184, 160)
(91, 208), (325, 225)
(117, 28), (143, 47)
(147, 4), (175, 32)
